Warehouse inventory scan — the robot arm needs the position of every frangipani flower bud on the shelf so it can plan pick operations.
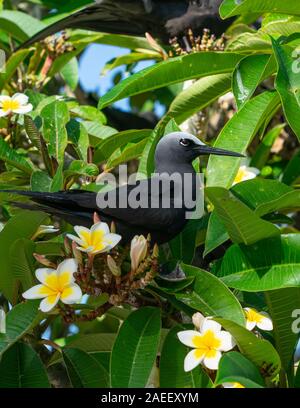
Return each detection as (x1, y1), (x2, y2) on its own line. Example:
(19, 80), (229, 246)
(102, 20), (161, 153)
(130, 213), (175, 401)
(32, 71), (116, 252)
(107, 255), (121, 277)
(33, 253), (56, 268)
(152, 243), (159, 258)
(130, 235), (148, 272)
(72, 241), (83, 265)
(192, 312), (206, 331)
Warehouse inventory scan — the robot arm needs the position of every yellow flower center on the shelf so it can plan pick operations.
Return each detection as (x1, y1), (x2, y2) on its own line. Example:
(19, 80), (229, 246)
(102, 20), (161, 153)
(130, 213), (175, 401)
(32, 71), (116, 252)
(232, 382), (245, 388)
(80, 229), (106, 252)
(1, 99), (21, 112)
(234, 168), (247, 184)
(192, 330), (221, 359)
(245, 308), (263, 324)
(38, 270), (72, 297)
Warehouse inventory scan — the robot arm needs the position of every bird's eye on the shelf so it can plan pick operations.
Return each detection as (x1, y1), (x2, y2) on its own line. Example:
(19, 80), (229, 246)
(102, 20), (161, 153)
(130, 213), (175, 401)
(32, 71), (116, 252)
(180, 138), (191, 147)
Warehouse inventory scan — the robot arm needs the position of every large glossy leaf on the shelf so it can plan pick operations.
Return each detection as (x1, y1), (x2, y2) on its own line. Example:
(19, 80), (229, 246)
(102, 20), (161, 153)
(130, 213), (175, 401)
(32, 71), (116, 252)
(160, 325), (212, 388)
(63, 348), (109, 388)
(282, 150), (300, 185)
(41, 100), (70, 163)
(167, 74), (232, 124)
(105, 138), (148, 170)
(215, 318), (281, 379)
(231, 178), (292, 210)
(0, 301), (41, 357)
(205, 187), (279, 245)
(0, 10), (45, 41)
(169, 219), (202, 264)
(272, 40), (300, 140)
(94, 129), (152, 163)
(0, 342), (50, 388)
(215, 234), (300, 291)
(203, 211), (229, 257)
(0, 49), (31, 91)
(250, 124), (285, 169)
(66, 119), (89, 162)
(233, 54), (275, 109)
(9, 238), (35, 293)
(215, 351), (265, 388)
(102, 51), (158, 75)
(0, 210), (48, 302)
(98, 52), (243, 109)
(220, 0), (300, 19)
(175, 264), (245, 326)
(265, 288), (300, 377)
(110, 307), (161, 388)
(206, 91), (280, 188)
(0, 138), (35, 175)
(61, 57), (79, 91)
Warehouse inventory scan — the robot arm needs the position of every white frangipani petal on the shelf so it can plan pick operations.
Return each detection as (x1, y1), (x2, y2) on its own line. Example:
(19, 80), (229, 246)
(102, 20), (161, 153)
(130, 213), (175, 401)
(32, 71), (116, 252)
(39, 294), (60, 313)
(218, 331), (236, 352)
(203, 350), (222, 370)
(201, 318), (222, 334)
(12, 93), (29, 105)
(257, 314), (273, 331)
(13, 103), (33, 114)
(177, 330), (202, 348)
(184, 349), (204, 372)
(60, 284), (82, 304)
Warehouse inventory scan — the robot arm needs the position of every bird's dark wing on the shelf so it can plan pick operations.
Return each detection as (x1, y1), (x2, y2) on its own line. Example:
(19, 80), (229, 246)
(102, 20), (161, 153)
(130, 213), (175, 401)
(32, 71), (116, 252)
(19, 0), (169, 49)
(19, 0), (232, 49)
(3, 178), (187, 243)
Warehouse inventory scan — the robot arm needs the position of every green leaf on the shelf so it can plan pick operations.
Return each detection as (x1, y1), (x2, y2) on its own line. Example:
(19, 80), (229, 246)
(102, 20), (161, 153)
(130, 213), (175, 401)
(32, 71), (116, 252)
(215, 234), (300, 291)
(169, 219), (201, 263)
(0, 10), (45, 41)
(105, 138), (148, 170)
(272, 40), (300, 140)
(70, 106), (106, 124)
(250, 124), (285, 168)
(0, 138), (34, 175)
(160, 325), (212, 388)
(41, 100), (70, 163)
(265, 288), (300, 379)
(64, 160), (99, 179)
(0, 342), (50, 388)
(82, 121), (117, 146)
(31, 170), (52, 192)
(167, 74), (232, 124)
(206, 187), (279, 245)
(282, 150), (300, 185)
(94, 129), (152, 163)
(204, 211), (229, 257)
(0, 301), (42, 357)
(0, 210), (48, 302)
(63, 348), (109, 388)
(206, 91), (280, 188)
(215, 351), (265, 388)
(50, 162), (64, 192)
(0, 49), (31, 91)
(175, 264), (245, 326)
(215, 318), (281, 379)
(61, 57), (79, 91)
(9, 238), (35, 293)
(66, 119), (89, 161)
(231, 178), (292, 211)
(233, 54), (276, 109)
(98, 52), (243, 109)
(101, 52), (157, 75)
(220, 0), (300, 19)
(110, 307), (161, 388)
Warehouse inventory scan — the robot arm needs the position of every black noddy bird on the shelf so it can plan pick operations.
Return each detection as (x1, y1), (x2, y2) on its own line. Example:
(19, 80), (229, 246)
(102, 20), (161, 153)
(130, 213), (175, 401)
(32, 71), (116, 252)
(3, 132), (243, 244)
(19, 0), (233, 49)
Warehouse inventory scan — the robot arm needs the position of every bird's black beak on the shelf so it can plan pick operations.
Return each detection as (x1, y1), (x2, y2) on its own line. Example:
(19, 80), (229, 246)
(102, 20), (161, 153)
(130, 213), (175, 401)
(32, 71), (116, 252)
(193, 144), (245, 158)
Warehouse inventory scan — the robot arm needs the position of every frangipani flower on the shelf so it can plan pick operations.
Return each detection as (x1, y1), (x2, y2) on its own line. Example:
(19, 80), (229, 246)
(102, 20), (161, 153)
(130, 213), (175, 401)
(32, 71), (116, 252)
(67, 222), (121, 255)
(130, 235), (148, 271)
(0, 93), (33, 117)
(244, 307), (273, 331)
(22, 259), (82, 313)
(223, 382), (245, 388)
(233, 165), (259, 186)
(178, 318), (235, 371)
